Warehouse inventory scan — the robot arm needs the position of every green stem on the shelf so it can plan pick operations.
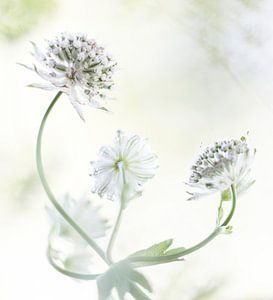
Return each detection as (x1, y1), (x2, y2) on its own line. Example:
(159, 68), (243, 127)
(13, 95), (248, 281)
(36, 92), (109, 265)
(106, 200), (125, 264)
(106, 162), (126, 264)
(130, 184), (237, 264)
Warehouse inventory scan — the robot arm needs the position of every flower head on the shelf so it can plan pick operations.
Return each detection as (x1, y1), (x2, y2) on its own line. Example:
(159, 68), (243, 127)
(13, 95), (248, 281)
(91, 130), (158, 202)
(47, 194), (109, 273)
(48, 241), (95, 274)
(22, 32), (116, 120)
(47, 194), (108, 244)
(187, 136), (255, 200)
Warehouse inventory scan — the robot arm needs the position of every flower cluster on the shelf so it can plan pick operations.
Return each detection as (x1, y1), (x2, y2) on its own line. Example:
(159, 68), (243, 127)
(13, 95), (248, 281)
(91, 130), (159, 202)
(25, 32), (117, 119)
(26, 31), (257, 300)
(187, 137), (255, 200)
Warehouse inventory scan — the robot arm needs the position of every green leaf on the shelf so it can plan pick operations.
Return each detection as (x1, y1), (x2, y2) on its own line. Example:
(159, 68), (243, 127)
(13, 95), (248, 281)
(165, 247), (186, 256)
(96, 260), (152, 300)
(129, 283), (152, 300)
(128, 240), (185, 267)
(130, 239), (173, 257)
(97, 275), (113, 300)
(128, 270), (153, 293)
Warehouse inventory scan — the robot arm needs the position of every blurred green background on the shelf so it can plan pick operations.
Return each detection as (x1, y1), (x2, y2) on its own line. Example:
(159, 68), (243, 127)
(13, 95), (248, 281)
(1, 0), (273, 299)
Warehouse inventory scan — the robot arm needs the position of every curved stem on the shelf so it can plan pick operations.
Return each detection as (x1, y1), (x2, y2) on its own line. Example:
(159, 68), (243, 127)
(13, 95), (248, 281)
(130, 184), (237, 264)
(47, 247), (100, 280)
(36, 92), (109, 265)
(106, 162), (126, 264)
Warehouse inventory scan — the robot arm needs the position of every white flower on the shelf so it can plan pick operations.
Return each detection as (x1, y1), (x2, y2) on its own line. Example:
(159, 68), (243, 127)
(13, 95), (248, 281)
(22, 32), (117, 120)
(187, 136), (255, 200)
(47, 194), (108, 244)
(90, 130), (158, 202)
(48, 240), (95, 274)
(47, 194), (109, 272)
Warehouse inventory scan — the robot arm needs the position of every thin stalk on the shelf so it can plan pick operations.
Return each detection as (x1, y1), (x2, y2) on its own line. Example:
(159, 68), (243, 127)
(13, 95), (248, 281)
(106, 162), (126, 263)
(36, 92), (109, 265)
(130, 184), (237, 264)
(106, 200), (125, 264)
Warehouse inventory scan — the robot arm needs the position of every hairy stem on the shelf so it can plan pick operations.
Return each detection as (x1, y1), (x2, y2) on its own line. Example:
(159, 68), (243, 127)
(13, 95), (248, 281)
(36, 92), (109, 265)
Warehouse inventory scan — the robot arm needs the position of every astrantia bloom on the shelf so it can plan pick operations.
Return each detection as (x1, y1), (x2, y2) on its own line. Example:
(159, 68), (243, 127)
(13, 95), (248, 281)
(48, 241), (95, 273)
(187, 137), (255, 200)
(23, 32), (116, 120)
(47, 195), (109, 273)
(47, 194), (108, 244)
(91, 130), (158, 202)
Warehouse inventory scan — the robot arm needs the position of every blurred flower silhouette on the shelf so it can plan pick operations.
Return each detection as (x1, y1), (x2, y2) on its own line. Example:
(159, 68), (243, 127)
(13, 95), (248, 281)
(47, 194), (109, 243)
(186, 0), (267, 76)
(47, 194), (109, 273)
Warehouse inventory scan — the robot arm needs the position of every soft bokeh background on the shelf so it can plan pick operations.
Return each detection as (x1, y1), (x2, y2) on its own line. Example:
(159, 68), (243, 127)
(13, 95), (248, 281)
(1, 0), (273, 299)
